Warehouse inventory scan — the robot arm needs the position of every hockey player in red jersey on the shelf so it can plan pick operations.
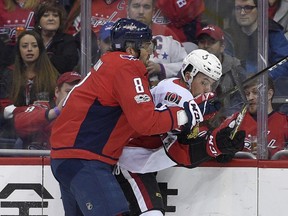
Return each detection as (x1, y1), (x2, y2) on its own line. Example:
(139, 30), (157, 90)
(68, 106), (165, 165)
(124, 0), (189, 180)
(219, 77), (288, 159)
(49, 18), (205, 216)
(116, 49), (246, 216)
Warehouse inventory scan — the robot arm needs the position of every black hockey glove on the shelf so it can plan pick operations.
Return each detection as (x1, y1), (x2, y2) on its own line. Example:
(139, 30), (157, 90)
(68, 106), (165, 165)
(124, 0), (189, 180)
(206, 126), (245, 157)
(177, 130), (206, 145)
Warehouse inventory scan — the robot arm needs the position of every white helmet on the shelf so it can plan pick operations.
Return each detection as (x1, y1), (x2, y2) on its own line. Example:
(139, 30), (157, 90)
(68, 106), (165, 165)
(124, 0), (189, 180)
(181, 49), (222, 86)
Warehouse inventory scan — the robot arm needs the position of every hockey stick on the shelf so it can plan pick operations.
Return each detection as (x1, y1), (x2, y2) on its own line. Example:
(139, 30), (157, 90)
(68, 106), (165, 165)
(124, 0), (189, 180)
(215, 56), (287, 140)
(229, 104), (247, 139)
(210, 56), (288, 103)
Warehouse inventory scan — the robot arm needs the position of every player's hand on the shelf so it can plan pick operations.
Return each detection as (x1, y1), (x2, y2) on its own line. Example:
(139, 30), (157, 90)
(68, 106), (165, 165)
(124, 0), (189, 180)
(194, 92), (221, 120)
(182, 100), (204, 131)
(206, 126), (245, 157)
(146, 61), (161, 74)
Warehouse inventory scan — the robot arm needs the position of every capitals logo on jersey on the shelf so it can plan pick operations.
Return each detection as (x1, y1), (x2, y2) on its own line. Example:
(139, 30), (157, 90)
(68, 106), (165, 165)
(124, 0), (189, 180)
(164, 92), (182, 105)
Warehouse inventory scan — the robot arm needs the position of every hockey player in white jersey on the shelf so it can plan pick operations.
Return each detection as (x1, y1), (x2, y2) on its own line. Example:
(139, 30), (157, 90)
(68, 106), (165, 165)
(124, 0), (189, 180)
(116, 49), (245, 216)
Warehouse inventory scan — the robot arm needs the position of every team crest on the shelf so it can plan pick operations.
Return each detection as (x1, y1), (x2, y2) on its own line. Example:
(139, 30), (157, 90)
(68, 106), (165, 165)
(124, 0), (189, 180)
(164, 92), (182, 104)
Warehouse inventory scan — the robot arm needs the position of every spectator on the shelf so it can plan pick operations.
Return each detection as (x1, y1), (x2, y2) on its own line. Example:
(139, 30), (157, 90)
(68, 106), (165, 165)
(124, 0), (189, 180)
(0, 0), (40, 44)
(65, 0), (180, 41)
(34, 1), (79, 74)
(269, 0), (288, 40)
(0, 0), (41, 66)
(13, 71), (82, 149)
(127, 0), (187, 87)
(0, 30), (59, 147)
(117, 49), (244, 216)
(65, 0), (127, 36)
(127, 0), (181, 41)
(225, 0), (288, 79)
(97, 21), (113, 56)
(196, 24), (247, 116)
(156, 0), (205, 43)
(220, 77), (288, 159)
(49, 18), (201, 215)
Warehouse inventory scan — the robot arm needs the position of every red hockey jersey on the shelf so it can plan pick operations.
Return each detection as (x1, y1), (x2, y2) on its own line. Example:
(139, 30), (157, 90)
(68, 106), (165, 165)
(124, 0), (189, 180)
(0, 1), (35, 44)
(67, 0), (181, 41)
(220, 111), (288, 159)
(13, 102), (52, 149)
(50, 52), (181, 165)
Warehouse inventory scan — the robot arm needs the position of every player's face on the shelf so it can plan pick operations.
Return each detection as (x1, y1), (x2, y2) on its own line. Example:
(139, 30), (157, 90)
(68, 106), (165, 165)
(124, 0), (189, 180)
(19, 34), (40, 64)
(127, 0), (154, 26)
(190, 73), (216, 97)
(235, 0), (258, 27)
(138, 41), (154, 66)
(244, 84), (258, 114)
(197, 35), (224, 59)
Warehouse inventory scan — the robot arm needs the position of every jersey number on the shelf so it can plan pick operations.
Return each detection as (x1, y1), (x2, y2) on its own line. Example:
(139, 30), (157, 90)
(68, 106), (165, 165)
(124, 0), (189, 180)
(134, 78), (144, 93)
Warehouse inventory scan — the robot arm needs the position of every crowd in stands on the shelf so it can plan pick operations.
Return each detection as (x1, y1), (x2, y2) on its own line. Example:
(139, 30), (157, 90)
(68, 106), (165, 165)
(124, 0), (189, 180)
(0, 0), (288, 156)
(0, 1), (287, 215)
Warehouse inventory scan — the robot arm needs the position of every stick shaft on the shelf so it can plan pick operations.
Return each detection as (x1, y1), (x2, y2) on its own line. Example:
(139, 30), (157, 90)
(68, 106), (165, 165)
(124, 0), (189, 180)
(212, 56), (288, 102)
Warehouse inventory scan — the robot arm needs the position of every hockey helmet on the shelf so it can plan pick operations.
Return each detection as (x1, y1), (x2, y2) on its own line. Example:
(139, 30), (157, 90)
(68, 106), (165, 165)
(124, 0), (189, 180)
(181, 49), (222, 85)
(110, 18), (152, 52)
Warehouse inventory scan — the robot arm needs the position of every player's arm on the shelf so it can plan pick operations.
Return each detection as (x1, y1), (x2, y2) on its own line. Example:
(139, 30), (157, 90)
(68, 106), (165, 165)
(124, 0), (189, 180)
(13, 104), (50, 137)
(205, 111), (246, 158)
(112, 66), (182, 135)
(157, 35), (187, 78)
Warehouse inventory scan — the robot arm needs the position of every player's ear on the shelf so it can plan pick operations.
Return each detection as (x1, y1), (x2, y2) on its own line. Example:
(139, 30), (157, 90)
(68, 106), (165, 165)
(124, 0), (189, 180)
(55, 86), (60, 99)
(126, 46), (137, 56)
(268, 88), (274, 101)
(184, 71), (191, 82)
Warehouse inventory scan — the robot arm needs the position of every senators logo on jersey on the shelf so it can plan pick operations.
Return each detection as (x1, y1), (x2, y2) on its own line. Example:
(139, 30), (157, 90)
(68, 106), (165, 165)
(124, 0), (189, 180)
(164, 92), (182, 105)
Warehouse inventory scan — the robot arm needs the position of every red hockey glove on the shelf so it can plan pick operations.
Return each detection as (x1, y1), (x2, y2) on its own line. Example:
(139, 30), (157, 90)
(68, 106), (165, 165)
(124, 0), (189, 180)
(206, 126), (245, 157)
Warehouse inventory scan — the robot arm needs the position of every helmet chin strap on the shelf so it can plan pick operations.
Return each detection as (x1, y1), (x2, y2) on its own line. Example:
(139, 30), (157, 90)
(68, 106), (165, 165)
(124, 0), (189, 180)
(186, 76), (193, 89)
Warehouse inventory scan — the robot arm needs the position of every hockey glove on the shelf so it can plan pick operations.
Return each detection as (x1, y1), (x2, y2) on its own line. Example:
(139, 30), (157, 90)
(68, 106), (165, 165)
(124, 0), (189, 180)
(182, 100), (204, 131)
(194, 92), (221, 120)
(206, 126), (245, 157)
(177, 129), (207, 145)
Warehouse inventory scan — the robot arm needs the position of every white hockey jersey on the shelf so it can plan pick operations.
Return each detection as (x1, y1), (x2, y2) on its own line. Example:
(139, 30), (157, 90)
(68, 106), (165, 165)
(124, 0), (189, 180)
(150, 35), (187, 78)
(118, 78), (194, 173)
